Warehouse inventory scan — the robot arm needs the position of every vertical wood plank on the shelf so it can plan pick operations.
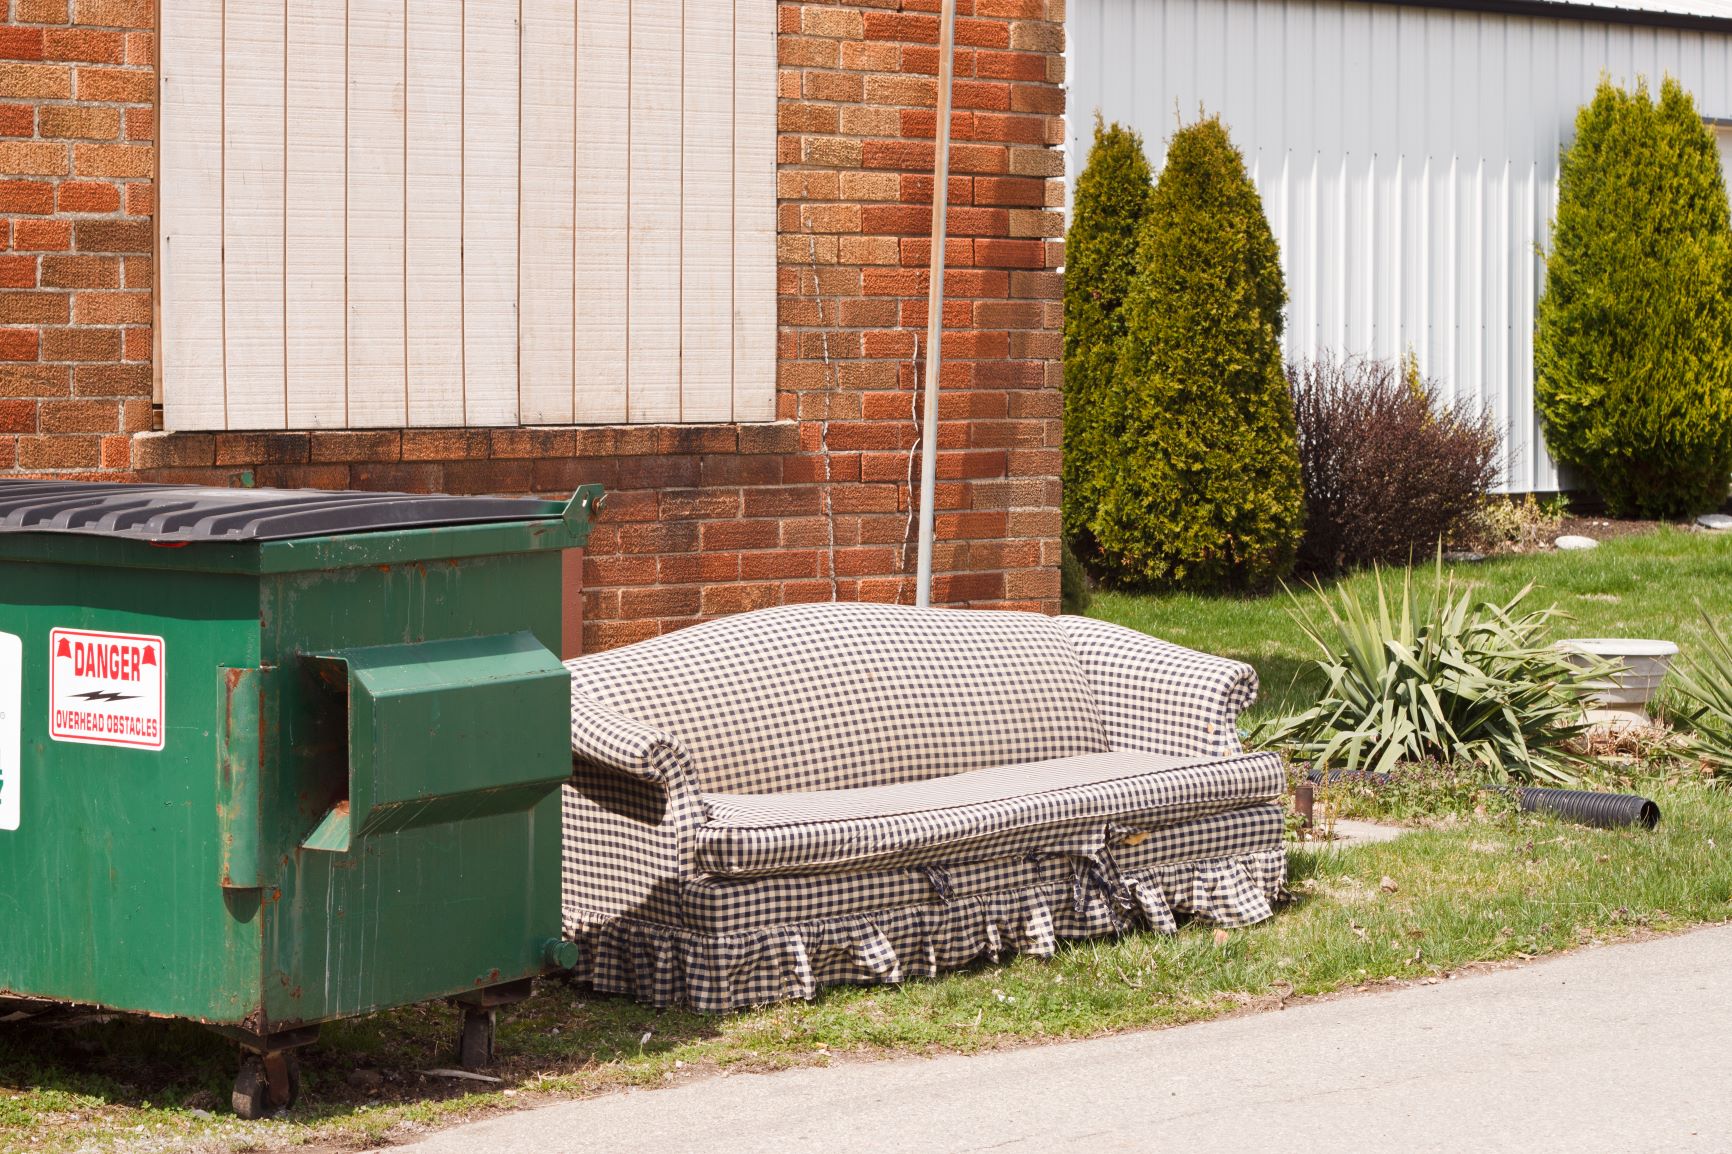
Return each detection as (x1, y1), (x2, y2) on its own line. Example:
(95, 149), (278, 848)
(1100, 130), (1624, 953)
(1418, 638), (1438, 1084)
(519, 0), (577, 424)
(628, 0), (683, 423)
(406, 0), (465, 427)
(159, 0), (227, 431)
(573, 0), (630, 423)
(285, 0), (348, 429)
(347, 0), (408, 427)
(462, 0), (521, 427)
(222, 2), (286, 429)
(733, 0), (778, 421)
(681, 0), (733, 422)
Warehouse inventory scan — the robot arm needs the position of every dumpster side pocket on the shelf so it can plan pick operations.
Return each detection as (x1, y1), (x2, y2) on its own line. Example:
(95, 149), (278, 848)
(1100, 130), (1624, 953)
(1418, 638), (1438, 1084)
(301, 632), (571, 850)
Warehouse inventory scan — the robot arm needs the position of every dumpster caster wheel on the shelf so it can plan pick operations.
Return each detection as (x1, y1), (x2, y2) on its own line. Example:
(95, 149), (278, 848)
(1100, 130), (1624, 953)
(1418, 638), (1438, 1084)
(458, 1007), (496, 1069)
(232, 1052), (300, 1119)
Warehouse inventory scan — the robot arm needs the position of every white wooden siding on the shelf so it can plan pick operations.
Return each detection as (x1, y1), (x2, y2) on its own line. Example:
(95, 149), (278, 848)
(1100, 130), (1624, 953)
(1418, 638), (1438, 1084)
(1069, 0), (1732, 492)
(160, 0), (778, 432)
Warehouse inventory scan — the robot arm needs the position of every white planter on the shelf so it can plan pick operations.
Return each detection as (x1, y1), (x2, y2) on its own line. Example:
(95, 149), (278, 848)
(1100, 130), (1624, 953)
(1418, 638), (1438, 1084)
(1558, 638), (1679, 728)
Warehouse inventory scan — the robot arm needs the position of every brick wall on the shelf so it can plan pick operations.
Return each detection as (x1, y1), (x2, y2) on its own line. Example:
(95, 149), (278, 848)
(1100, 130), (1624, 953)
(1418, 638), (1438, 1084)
(0, 0), (1066, 653)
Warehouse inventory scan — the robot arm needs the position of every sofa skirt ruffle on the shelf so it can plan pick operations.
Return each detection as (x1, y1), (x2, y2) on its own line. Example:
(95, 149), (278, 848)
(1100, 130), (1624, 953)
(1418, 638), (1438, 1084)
(565, 846), (1287, 1013)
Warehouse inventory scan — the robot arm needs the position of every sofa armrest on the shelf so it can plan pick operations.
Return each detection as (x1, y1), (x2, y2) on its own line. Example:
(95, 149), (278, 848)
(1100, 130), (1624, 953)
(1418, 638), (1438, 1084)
(570, 689), (694, 788)
(1056, 615), (1258, 759)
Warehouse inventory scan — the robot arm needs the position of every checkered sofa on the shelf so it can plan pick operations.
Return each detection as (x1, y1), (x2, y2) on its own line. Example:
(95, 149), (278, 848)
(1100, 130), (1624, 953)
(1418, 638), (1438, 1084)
(561, 602), (1287, 1011)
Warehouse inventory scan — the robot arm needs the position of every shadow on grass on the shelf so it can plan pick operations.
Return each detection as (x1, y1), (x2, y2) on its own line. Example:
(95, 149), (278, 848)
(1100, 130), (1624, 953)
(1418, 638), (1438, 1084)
(0, 982), (724, 1125)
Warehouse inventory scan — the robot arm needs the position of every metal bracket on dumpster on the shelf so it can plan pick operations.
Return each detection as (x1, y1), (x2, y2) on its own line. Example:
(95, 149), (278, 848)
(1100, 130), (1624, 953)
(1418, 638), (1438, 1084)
(299, 632), (572, 854)
(562, 484), (605, 537)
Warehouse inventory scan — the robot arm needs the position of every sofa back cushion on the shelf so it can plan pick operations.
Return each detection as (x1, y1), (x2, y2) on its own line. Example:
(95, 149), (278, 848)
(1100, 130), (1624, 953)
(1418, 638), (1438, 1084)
(567, 602), (1108, 795)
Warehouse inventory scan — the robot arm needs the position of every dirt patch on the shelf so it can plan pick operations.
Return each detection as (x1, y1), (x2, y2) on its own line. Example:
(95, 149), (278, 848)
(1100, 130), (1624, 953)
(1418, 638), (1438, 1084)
(1554, 515), (1675, 543)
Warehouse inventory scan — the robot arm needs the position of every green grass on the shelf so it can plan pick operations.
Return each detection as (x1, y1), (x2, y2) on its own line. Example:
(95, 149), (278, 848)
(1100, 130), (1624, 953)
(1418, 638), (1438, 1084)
(6, 525), (1732, 1152)
(1089, 525), (1732, 722)
(8, 786), (1730, 1153)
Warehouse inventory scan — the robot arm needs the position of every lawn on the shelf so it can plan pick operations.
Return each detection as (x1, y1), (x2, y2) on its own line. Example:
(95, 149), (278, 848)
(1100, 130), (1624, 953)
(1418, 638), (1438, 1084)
(4, 526), (1732, 1153)
(1089, 524), (1732, 722)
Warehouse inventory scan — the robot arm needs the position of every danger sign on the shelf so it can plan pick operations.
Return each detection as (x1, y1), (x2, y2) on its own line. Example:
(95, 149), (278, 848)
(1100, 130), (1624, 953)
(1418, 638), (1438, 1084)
(49, 628), (165, 751)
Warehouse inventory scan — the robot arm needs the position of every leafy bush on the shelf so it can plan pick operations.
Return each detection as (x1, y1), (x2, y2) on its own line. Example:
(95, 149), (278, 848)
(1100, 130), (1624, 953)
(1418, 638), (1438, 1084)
(1668, 609), (1732, 783)
(1256, 559), (1605, 784)
(1535, 77), (1732, 518)
(1063, 117), (1154, 552)
(1086, 116), (1304, 591)
(1290, 354), (1500, 575)
(1459, 493), (1570, 554)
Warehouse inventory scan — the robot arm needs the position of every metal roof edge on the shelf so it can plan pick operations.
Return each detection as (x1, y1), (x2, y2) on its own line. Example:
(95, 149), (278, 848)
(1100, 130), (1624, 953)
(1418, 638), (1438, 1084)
(1381, 0), (1732, 35)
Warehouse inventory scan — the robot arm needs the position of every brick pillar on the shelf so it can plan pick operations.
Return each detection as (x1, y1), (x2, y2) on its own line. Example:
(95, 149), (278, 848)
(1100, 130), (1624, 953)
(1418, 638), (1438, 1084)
(775, 0), (1066, 609)
(0, 0), (155, 472)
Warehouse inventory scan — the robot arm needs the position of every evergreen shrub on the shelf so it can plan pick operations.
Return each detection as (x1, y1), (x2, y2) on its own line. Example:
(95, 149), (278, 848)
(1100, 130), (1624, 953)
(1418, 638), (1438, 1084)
(1088, 117), (1304, 591)
(1063, 117), (1154, 552)
(1535, 77), (1732, 518)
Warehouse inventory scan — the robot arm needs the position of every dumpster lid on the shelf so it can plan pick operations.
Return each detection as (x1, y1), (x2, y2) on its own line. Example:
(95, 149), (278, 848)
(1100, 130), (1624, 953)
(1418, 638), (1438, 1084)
(0, 480), (567, 543)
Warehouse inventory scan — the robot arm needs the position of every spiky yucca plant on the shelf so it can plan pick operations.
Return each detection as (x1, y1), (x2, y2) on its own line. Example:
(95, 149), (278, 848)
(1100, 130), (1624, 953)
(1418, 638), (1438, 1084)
(1257, 560), (1605, 784)
(1667, 610), (1732, 783)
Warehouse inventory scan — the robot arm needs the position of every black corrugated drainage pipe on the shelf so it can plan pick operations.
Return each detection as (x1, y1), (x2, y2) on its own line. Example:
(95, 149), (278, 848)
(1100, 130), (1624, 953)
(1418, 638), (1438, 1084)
(1512, 787), (1660, 830)
(1301, 769), (1661, 830)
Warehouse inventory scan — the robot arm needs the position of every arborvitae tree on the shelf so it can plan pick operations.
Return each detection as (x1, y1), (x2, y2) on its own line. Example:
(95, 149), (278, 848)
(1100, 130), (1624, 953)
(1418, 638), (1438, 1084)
(1062, 117), (1154, 555)
(1536, 77), (1732, 518)
(1086, 116), (1304, 591)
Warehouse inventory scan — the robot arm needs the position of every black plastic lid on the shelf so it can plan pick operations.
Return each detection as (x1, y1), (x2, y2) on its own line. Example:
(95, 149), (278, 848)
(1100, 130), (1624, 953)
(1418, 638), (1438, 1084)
(0, 480), (563, 544)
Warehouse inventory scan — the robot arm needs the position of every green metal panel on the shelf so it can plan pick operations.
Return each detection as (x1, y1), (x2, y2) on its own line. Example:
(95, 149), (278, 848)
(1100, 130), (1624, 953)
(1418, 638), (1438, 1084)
(0, 486), (598, 1034)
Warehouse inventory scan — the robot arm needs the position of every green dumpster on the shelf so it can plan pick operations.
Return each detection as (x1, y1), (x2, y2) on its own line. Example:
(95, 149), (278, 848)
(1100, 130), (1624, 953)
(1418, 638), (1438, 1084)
(0, 480), (602, 1117)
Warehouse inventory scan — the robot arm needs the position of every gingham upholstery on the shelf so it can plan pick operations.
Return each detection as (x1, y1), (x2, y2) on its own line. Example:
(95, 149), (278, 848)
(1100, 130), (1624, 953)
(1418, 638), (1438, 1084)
(695, 751), (1284, 876)
(568, 602), (1109, 796)
(1055, 615), (1258, 759)
(569, 836), (1288, 1012)
(677, 803), (1286, 934)
(560, 603), (1285, 1011)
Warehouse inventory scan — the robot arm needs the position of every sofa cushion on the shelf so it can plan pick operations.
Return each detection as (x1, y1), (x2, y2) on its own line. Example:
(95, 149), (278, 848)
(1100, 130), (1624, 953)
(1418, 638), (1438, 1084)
(567, 602), (1109, 796)
(693, 750), (1286, 876)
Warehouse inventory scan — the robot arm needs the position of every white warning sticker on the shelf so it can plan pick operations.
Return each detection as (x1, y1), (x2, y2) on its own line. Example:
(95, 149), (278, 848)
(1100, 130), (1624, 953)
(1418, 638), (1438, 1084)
(48, 628), (165, 751)
(1, 632), (19, 830)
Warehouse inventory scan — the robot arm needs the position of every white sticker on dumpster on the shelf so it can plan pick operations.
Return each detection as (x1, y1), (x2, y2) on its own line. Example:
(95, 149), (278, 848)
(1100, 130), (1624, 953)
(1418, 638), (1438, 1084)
(1, 632), (19, 830)
(48, 629), (165, 751)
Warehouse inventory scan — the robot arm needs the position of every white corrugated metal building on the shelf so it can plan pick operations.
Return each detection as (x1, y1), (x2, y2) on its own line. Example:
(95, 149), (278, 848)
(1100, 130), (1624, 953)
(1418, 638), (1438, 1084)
(1067, 0), (1732, 491)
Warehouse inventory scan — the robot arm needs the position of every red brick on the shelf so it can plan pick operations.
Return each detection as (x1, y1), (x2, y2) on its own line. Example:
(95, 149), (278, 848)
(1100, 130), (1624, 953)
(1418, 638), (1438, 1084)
(17, 433), (98, 468)
(37, 398), (115, 432)
(0, 398), (36, 431)
(0, 140), (68, 175)
(0, 290), (67, 323)
(14, 1), (70, 23)
(40, 254), (117, 287)
(0, 363), (65, 397)
(44, 28), (123, 63)
(56, 180), (118, 213)
(72, 361), (147, 395)
(0, 328), (38, 360)
(0, 28), (45, 60)
(0, 104), (34, 136)
(0, 180), (53, 214)
(39, 103), (117, 139)
(72, 141), (150, 178)
(73, 0), (152, 25)
(13, 218), (71, 250)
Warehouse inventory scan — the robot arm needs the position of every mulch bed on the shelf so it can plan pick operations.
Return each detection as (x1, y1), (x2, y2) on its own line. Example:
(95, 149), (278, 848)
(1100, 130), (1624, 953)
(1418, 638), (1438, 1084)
(1554, 515), (1676, 543)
